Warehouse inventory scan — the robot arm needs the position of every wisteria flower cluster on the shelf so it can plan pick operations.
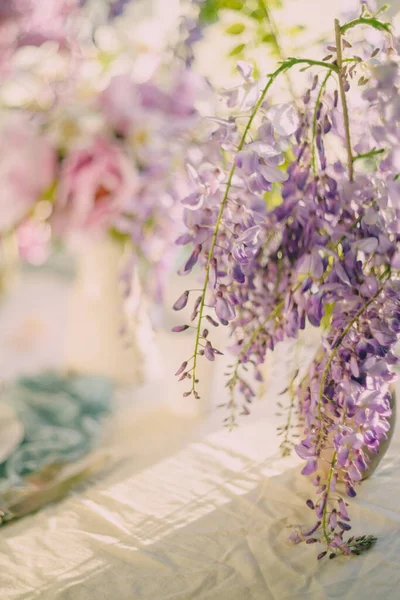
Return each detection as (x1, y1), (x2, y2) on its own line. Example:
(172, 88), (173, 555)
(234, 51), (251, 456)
(0, 0), (204, 301)
(174, 2), (400, 559)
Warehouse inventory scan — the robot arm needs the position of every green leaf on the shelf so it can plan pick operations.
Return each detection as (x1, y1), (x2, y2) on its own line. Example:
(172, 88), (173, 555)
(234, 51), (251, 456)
(109, 228), (131, 245)
(249, 8), (265, 22)
(41, 181), (57, 203)
(226, 23), (245, 35)
(229, 43), (246, 56)
(264, 184), (283, 210)
(288, 24), (306, 36)
(321, 303), (334, 330)
(261, 33), (275, 44)
(199, 0), (220, 24)
(221, 0), (244, 9)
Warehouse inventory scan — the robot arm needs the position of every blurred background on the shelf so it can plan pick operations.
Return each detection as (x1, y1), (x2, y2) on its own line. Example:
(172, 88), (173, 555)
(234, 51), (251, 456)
(0, 0), (399, 494)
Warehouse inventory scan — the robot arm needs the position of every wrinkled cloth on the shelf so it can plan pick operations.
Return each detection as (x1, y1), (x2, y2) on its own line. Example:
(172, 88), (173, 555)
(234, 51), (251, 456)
(1, 270), (399, 599)
(0, 372), (113, 490)
(0, 398), (399, 600)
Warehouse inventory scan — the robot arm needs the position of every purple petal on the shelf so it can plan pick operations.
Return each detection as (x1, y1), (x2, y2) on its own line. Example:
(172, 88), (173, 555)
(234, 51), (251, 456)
(266, 103), (300, 137)
(350, 355), (360, 378)
(348, 462), (362, 482)
(335, 262), (351, 285)
(237, 60), (253, 80)
(337, 446), (349, 467)
(215, 296), (236, 323)
(204, 341), (215, 362)
(359, 276), (379, 297)
(338, 499), (350, 520)
(182, 191), (205, 210)
(173, 290), (189, 311)
(176, 233), (193, 245)
(303, 520), (321, 537)
(310, 253), (324, 279)
(354, 452), (368, 472)
(210, 258), (218, 288)
(206, 315), (219, 327)
(295, 443), (314, 459)
(175, 361), (188, 376)
(301, 458), (318, 475)
(345, 482), (357, 498)
(237, 226), (260, 246)
(259, 164), (288, 183)
(315, 493), (327, 519)
(329, 510), (337, 529)
(355, 237), (379, 254)
(232, 263), (245, 283)
(172, 325), (189, 333)
(180, 245), (201, 275)
(235, 150), (259, 175)
(306, 293), (324, 327)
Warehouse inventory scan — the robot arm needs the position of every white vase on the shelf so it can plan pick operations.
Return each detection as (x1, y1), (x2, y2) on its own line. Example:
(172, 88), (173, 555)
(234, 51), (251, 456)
(64, 236), (162, 386)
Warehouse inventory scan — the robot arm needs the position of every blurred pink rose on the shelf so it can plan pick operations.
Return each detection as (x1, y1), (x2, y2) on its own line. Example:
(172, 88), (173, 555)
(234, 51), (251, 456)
(55, 137), (137, 233)
(0, 0), (77, 40)
(0, 120), (56, 231)
(16, 0), (78, 49)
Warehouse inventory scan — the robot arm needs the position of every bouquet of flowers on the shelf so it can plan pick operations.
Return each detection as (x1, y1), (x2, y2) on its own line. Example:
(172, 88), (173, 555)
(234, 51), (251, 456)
(174, 0), (400, 559)
(0, 0), (206, 301)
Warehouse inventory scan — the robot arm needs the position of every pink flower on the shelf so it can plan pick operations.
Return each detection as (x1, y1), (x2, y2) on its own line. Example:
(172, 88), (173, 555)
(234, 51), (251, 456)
(55, 137), (137, 233)
(0, 119), (56, 231)
(17, 220), (51, 265)
(1, 0), (78, 50)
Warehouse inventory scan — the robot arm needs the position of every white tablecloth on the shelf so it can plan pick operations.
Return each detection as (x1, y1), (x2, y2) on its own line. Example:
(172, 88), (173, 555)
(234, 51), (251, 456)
(1, 271), (400, 599)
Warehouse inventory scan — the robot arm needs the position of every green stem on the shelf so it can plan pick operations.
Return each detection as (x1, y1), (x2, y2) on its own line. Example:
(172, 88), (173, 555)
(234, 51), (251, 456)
(321, 450), (337, 544)
(335, 19), (354, 182)
(283, 58), (338, 74)
(340, 16), (391, 35)
(311, 71), (331, 176)
(353, 148), (385, 162)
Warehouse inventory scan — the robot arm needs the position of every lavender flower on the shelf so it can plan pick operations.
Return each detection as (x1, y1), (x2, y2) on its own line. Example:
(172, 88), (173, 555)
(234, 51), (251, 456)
(174, 3), (399, 560)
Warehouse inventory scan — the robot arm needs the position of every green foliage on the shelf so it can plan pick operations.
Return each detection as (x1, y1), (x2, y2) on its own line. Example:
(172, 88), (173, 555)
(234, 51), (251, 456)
(321, 303), (334, 330)
(200, 0), (244, 24)
(199, 0), (298, 81)
(225, 22), (245, 34)
(200, 0), (282, 25)
(229, 43), (246, 56)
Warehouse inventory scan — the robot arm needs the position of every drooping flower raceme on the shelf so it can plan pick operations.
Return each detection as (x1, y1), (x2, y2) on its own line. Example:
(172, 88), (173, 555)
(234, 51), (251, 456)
(174, 4), (399, 559)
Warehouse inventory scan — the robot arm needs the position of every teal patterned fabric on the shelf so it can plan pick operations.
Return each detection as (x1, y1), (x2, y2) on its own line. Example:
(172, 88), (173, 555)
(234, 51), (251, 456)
(0, 372), (113, 490)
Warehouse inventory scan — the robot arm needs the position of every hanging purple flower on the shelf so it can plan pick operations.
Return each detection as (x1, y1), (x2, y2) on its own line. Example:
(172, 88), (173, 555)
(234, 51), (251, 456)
(173, 290), (190, 311)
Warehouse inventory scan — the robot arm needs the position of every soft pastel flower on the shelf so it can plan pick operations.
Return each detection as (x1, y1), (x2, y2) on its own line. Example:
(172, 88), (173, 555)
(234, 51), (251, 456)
(55, 137), (137, 233)
(0, 120), (56, 231)
(17, 220), (52, 265)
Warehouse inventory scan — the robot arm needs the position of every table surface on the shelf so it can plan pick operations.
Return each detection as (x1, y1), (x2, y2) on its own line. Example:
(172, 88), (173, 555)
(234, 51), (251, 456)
(0, 271), (400, 600)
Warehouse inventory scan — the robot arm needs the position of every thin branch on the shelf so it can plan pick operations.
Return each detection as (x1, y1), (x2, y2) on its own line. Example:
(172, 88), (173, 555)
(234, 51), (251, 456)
(335, 19), (354, 182)
(340, 16), (391, 35)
